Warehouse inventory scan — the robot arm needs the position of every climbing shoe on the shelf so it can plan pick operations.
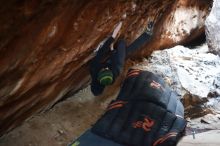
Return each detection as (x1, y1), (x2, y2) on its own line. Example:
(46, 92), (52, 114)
(145, 21), (154, 35)
(97, 68), (113, 86)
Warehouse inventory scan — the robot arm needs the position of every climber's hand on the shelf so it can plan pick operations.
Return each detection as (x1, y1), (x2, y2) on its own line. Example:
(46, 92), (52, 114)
(112, 21), (123, 39)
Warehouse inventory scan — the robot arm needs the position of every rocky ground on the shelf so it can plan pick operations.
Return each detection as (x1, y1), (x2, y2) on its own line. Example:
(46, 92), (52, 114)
(0, 43), (220, 146)
(0, 86), (114, 146)
(179, 130), (220, 146)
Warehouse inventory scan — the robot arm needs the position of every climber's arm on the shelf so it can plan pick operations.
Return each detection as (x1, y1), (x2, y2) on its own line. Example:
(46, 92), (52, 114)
(92, 36), (115, 64)
(110, 39), (126, 80)
(93, 21), (123, 63)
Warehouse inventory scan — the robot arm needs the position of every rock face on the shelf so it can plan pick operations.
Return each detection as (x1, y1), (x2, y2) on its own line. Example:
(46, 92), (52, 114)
(0, 0), (211, 135)
(134, 44), (220, 99)
(205, 0), (220, 56)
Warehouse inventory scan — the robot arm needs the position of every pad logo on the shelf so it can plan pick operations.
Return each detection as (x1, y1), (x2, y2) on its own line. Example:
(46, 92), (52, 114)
(126, 69), (141, 78)
(132, 116), (155, 132)
(107, 100), (127, 111)
(150, 80), (164, 91)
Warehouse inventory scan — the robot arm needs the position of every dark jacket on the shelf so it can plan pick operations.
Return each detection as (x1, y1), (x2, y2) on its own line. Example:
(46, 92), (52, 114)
(90, 37), (126, 96)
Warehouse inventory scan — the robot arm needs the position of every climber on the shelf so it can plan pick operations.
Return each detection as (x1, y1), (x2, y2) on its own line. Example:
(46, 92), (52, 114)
(91, 69), (187, 146)
(90, 21), (155, 96)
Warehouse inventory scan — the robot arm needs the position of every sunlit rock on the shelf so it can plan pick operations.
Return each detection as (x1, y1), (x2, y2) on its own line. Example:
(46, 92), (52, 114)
(205, 0), (220, 56)
(140, 44), (220, 98)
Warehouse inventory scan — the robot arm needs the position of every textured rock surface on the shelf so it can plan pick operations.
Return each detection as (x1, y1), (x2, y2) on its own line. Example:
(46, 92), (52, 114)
(0, 0), (211, 135)
(140, 44), (220, 99)
(205, 0), (220, 56)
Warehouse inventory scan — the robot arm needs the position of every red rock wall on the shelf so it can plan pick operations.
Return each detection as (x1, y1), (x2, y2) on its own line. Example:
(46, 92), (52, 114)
(0, 0), (211, 135)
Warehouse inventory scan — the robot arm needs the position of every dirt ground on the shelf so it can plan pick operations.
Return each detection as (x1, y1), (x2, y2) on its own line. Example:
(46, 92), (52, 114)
(0, 86), (118, 146)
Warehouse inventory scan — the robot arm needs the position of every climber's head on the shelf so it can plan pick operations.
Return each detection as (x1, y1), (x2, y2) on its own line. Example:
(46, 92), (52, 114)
(97, 67), (113, 86)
